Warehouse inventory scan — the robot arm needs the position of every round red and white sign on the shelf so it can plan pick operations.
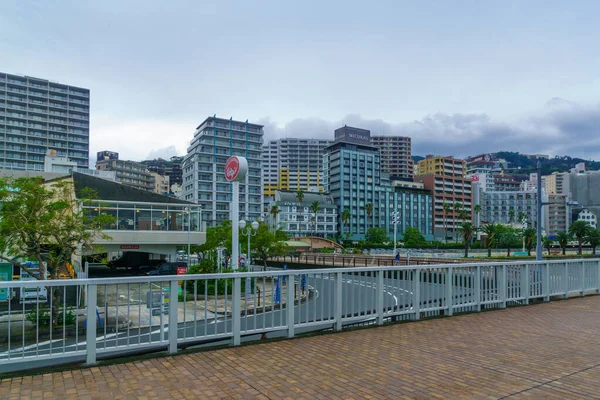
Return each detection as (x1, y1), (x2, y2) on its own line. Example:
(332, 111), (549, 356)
(224, 156), (248, 182)
(224, 157), (240, 181)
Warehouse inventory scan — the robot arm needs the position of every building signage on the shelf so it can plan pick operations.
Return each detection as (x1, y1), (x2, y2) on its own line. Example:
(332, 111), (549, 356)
(470, 175), (480, 182)
(224, 156), (248, 182)
(334, 126), (371, 145)
(120, 245), (140, 250)
(0, 263), (12, 302)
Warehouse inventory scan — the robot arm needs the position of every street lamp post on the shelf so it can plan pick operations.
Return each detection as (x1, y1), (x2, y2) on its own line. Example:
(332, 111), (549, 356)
(522, 217), (527, 252)
(239, 220), (259, 268)
(391, 210), (401, 256)
(185, 207), (191, 266)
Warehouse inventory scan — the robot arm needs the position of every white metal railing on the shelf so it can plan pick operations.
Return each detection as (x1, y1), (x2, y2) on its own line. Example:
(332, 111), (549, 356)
(0, 259), (599, 373)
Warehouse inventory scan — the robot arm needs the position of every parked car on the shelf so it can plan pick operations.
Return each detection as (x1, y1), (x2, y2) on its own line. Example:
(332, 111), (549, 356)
(147, 262), (188, 276)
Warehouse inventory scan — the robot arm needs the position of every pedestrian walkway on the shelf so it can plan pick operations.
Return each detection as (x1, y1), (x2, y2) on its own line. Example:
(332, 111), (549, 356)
(2, 296), (600, 399)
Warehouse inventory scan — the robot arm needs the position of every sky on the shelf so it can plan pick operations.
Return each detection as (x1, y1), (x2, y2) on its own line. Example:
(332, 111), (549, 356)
(2, 0), (600, 164)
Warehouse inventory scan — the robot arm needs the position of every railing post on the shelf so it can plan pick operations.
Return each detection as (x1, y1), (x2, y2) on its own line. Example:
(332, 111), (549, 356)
(168, 279), (179, 354)
(499, 265), (507, 308)
(232, 277), (241, 345)
(563, 262), (569, 299)
(521, 264), (530, 305)
(446, 267), (453, 316)
(376, 270), (384, 325)
(580, 261), (586, 297)
(597, 259), (600, 294)
(86, 284), (97, 365)
(286, 273), (295, 338)
(413, 269), (421, 320)
(334, 272), (343, 331)
(543, 263), (551, 301)
(475, 266), (481, 312)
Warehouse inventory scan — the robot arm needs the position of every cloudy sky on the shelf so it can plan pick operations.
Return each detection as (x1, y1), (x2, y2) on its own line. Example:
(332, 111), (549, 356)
(2, 0), (600, 163)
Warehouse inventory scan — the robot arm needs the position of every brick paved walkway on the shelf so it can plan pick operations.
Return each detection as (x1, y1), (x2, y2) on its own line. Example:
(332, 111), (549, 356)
(2, 296), (600, 399)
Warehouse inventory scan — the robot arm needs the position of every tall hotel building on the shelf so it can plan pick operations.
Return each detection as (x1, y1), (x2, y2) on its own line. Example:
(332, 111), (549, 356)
(181, 116), (264, 227)
(0, 72), (90, 170)
(370, 135), (413, 179)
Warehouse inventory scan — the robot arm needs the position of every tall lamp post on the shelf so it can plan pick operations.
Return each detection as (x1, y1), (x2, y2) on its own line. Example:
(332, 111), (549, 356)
(391, 210), (401, 256)
(239, 220), (259, 268)
(185, 207), (191, 266)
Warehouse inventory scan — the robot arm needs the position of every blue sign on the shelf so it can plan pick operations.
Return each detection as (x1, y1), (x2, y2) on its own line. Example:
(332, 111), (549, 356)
(274, 277), (281, 304)
(282, 264), (288, 283)
(300, 275), (306, 292)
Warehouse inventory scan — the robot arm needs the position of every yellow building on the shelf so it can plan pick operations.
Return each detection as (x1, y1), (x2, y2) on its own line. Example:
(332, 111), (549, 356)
(416, 155), (466, 177)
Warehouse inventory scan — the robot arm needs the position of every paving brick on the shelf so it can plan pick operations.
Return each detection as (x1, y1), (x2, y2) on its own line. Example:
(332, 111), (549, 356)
(2, 296), (600, 398)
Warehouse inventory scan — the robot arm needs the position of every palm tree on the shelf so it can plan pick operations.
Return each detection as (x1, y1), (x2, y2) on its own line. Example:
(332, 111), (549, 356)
(542, 236), (554, 255)
(310, 200), (320, 238)
(341, 209), (351, 240)
(585, 229), (600, 255)
(556, 231), (570, 256)
(569, 220), (590, 255)
(523, 227), (536, 256)
(458, 222), (476, 258)
(480, 223), (500, 257)
(296, 189), (304, 207)
(518, 212), (527, 224)
(453, 202), (462, 241)
(473, 204), (481, 227)
(443, 203), (452, 244)
(269, 205), (280, 232)
(508, 208), (515, 224)
(365, 203), (373, 231)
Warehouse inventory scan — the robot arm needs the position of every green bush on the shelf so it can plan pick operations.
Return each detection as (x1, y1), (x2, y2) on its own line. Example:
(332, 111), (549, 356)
(26, 307), (76, 327)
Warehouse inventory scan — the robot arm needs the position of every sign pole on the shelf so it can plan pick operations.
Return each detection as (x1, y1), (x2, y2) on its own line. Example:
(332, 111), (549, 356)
(224, 156), (248, 271)
(232, 181), (240, 271)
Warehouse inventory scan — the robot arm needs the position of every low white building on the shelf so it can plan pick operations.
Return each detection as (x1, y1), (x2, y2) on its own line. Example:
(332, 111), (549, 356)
(577, 209), (597, 229)
(271, 191), (338, 238)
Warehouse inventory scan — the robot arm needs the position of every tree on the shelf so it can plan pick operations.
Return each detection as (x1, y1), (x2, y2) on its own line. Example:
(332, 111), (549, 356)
(296, 189), (304, 208)
(508, 208), (515, 224)
(443, 203), (452, 243)
(453, 202), (462, 241)
(251, 223), (290, 271)
(569, 220), (590, 255)
(310, 200), (320, 249)
(585, 229), (600, 255)
(556, 231), (570, 256)
(0, 177), (115, 326)
(402, 227), (428, 248)
(542, 236), (554, 255)
(365, 227), (387, 244)
(518, 212), (527, 224)
(341, 209), (351, 240)
(310, 201), (320, 236)
(365, 203), (373, 230)
(0, 177), (114, 279)
(269, 205), (280, 231)
(480, 223), (500, 257)
(498, 231), (519, 257)
(473, 204), (481, 223)
(458, 222), (476, 258)
(523, 227), (536, 256)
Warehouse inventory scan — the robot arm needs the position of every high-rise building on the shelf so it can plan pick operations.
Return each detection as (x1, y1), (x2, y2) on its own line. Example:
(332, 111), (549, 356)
(0, 72), (90, 171)
(182, 116), (263, 227)
(545, 193), (568, 238)
(323, 126), (384, 239)
(370, 135), (413, 179)
(262, 138), (332, 199)
(415, 155), (471, 239)
(96, 151), (155, 191)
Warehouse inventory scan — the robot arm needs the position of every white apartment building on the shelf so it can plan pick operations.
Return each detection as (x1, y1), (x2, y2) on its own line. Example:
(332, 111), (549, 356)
(263, 138), (332, 200)
(271, 190), (337, 238)
(182, 116), (264, 227)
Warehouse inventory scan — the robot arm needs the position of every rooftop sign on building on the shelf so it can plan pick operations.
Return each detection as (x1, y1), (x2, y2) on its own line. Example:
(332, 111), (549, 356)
(334, 125), (371, 146)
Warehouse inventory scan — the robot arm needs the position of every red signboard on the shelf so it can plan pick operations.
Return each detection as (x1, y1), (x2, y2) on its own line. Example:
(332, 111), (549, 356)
(120, 245), (140, 250)
(470, 175), (480, 182)
(224, 156), (240, 181)
(177, 266), (187, 275)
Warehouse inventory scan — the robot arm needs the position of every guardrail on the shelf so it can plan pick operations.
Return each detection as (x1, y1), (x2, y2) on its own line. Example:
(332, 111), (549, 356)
(1, 259), (599, 373)
(273, 254), (464, 267)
